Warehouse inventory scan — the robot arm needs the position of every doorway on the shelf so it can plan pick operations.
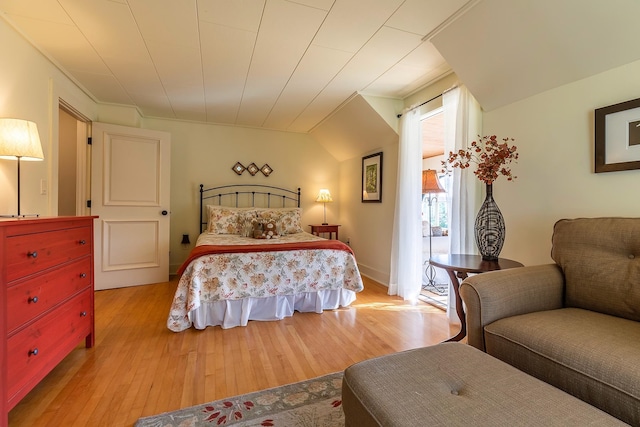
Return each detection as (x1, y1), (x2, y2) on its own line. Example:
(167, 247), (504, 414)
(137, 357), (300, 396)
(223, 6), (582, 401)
(56, 105), (171, 289)
(58, 101), (90, 216)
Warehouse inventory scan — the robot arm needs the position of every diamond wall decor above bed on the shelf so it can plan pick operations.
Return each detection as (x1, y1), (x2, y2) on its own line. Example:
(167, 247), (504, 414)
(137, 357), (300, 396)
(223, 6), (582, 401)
(232, 162), (274, 177)
(232, 162), (245, 175)
(247, 163), (260, 176)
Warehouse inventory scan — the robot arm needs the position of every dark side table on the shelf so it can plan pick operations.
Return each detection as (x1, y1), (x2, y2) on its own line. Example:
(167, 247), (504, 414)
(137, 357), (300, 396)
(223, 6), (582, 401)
(429, 254), (524, 342)
(309, 224), (340, 240)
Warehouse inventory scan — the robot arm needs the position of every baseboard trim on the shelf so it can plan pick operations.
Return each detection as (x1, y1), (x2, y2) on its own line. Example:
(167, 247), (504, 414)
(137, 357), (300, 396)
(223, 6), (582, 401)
(357, 264), (389, 287)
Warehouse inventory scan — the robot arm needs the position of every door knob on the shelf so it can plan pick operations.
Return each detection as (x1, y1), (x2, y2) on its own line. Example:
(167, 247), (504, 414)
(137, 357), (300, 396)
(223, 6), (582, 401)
(161, 210), (168, 216)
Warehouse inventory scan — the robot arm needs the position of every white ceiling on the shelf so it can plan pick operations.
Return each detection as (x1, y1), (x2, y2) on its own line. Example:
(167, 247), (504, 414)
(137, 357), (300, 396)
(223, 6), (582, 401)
(0, 0), (471, 133)
(431, 0), (640, 112)
(4, 0), (640, 138)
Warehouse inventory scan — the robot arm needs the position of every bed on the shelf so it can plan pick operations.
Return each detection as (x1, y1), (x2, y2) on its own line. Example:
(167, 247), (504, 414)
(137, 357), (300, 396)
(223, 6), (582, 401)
(167, 184), (364, 331)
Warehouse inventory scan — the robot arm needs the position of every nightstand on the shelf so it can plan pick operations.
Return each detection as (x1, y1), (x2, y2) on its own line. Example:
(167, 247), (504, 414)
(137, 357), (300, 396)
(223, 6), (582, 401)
(309, 224), (341, 240)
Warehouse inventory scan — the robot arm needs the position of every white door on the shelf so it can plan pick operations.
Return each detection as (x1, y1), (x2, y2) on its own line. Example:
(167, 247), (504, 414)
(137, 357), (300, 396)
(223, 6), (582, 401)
(91, 122), (171, 290)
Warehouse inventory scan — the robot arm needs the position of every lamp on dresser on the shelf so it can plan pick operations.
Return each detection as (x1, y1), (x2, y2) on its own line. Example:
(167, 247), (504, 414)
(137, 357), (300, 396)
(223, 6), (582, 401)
(422, 169), (446, 291)
(315, 188), (333, 225)
(0, 118), (44, 217)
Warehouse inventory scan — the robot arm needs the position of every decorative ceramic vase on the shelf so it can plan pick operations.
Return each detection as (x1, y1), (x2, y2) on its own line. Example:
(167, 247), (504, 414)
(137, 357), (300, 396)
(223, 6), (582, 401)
(474, 183), (505, 261)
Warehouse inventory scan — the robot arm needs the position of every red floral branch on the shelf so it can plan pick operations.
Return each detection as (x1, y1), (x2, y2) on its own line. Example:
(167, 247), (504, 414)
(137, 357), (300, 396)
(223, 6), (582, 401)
(442, 135), (518, 184)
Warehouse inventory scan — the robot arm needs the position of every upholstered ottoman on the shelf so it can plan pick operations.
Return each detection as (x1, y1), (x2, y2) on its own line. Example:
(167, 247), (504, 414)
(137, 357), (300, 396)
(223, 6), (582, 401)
(342, 343), (627, 426)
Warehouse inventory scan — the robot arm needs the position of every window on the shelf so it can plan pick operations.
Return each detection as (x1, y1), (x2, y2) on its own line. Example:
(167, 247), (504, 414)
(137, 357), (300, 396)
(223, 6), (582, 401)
(420, 108), (449, 233)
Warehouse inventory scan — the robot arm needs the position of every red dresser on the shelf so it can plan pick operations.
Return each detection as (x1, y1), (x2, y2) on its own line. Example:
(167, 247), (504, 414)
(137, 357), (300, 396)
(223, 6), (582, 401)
(0, 216), (96, 426)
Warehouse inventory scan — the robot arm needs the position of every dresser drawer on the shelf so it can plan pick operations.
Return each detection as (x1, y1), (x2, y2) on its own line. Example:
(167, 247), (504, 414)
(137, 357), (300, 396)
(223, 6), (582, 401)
(6, 289), (92, 403)
(5, 226), (92, 282)
(6, 257), (92, 334)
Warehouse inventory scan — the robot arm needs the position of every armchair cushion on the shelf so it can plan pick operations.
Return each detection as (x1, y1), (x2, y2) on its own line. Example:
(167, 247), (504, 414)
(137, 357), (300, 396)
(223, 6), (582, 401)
(551, 218), (640, 322)
(461, 264), (564, 350)
(484, 308), (640, 425)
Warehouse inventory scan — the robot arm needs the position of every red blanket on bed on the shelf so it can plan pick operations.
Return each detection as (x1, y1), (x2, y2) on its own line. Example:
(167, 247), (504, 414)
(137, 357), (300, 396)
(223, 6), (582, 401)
(177, 239), (355, 276)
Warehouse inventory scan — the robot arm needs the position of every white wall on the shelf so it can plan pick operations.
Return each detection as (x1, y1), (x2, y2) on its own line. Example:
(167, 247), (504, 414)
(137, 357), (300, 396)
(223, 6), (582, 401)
(337, 74), (458, 286)
(304, 92), (399, 285)
(142, 118), (341, 273)
(0, 18), (97, 216)
(339, 144), (398, 284)
(483, 59), (640, 266)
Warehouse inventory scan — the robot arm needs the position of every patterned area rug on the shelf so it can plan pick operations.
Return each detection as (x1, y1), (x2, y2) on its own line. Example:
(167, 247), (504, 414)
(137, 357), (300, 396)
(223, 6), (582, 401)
(135, 372), (344, 427)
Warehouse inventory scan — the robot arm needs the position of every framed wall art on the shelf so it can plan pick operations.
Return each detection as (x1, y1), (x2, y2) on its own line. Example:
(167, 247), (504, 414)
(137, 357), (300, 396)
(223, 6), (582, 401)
(595, 97), (640, 173)
(362, 152), (383, 202)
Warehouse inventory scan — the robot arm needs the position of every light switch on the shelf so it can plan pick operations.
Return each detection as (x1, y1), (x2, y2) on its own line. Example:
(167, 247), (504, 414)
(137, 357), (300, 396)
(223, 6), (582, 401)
(40, 179), (47, 195)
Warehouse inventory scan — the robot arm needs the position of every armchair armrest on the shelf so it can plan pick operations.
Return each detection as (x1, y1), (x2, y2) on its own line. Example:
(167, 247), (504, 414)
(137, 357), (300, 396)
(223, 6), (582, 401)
(460, 264), (565, 351)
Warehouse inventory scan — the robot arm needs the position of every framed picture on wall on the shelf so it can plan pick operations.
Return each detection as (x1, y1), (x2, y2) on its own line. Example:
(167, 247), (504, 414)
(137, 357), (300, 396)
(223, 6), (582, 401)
(362, 152), (383, 202)
(595, 97), (640, 173)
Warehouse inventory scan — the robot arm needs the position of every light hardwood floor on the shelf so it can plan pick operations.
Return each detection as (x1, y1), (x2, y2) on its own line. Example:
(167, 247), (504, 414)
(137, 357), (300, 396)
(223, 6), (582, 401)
(9, 276), (459, 426)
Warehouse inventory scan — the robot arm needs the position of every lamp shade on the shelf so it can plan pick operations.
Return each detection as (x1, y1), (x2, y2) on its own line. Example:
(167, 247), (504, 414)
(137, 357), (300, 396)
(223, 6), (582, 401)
(0, 118), (44, 161)
(422, 169), (445, 194)
(315, 189), (333, 203)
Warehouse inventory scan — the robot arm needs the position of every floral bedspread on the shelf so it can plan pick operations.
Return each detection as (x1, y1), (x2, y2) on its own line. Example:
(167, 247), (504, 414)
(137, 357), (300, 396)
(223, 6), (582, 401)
(168, 232), (364, 332)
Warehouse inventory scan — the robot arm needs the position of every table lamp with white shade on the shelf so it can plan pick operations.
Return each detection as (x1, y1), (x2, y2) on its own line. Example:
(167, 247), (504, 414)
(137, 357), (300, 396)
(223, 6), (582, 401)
(315, 189), (333, 225)
(0, 118), (44, 217)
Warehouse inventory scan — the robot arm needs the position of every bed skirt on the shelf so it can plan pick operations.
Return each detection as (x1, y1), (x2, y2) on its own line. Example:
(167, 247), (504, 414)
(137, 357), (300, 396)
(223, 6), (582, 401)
(190, 289), (357, 330)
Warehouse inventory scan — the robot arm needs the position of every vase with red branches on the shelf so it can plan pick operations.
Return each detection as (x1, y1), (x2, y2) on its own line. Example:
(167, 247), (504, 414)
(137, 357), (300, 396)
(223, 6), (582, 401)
(443, 135), (518, 260)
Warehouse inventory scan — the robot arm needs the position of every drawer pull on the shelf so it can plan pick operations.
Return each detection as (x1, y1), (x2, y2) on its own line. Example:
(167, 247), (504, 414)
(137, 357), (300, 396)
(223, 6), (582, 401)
(28, 296), (39, 304)
(27, 251), (38, 258)
(80, 311), (87, 317)
(80, 272), (87, 278)
(28, 348), (39, 357)
(79, 239), (87, 245)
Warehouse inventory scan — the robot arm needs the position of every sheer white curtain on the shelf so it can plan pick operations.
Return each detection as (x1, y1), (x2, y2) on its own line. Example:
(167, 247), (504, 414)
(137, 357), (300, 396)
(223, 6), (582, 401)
(389, 108), (422, 300)
(443, 85), (482, 319)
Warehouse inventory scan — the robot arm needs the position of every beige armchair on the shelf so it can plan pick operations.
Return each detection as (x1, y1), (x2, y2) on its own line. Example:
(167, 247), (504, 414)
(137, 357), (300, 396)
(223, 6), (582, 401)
(460, 217), (640, 425)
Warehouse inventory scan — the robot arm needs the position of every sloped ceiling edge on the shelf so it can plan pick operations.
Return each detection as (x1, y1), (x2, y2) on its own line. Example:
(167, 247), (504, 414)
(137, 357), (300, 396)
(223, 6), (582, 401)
(431, 0), (640, 112)
(310, 94), (399, 162)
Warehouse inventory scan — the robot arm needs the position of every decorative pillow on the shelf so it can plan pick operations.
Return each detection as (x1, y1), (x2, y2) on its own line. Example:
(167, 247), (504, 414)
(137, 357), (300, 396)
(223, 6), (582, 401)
(207, 206), (303, 235)
(252, 208), (303, 234)
(206, 205), (246, 234)
(278, 208), (303, 234)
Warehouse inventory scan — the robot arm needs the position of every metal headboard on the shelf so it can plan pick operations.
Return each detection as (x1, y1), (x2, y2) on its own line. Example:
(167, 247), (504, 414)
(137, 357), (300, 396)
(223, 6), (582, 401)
(200, 184), (301, 232)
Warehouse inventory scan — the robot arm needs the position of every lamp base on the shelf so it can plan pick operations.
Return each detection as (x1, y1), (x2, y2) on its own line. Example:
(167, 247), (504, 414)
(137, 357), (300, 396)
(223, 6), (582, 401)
(321, 222), (328, 225)
(422, 261), (447, 294)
